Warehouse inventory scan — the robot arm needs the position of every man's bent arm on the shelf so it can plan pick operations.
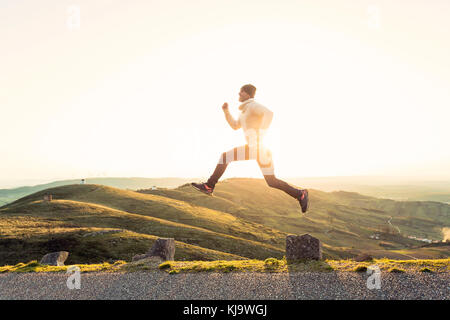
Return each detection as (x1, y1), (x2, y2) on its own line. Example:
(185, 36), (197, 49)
(223, 108), (241, 130)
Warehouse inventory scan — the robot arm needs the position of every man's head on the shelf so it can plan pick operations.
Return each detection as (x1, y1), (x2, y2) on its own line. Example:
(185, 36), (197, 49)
(239, 84), (256, 102)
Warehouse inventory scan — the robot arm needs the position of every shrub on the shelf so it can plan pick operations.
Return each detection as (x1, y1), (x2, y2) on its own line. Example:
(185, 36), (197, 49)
(221, 265), (237, 272)
(388, 267), (405, 273)
(264, 258), (280, 267)
(158, 262), (172, 270)
(354, 265), (367, 272)
(25, 261), (40, 268)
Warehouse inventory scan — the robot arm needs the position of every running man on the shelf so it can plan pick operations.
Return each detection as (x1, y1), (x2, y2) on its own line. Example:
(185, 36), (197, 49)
(191, 84), (309, 213)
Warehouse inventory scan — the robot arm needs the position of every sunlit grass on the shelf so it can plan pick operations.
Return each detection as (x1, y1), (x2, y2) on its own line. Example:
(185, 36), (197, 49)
(1, 181), (448, 267)
(0, 184), (285, 263)
(329, 258), (449, 273)
(156, 257), (450, 274)
(1, 258), (448, 274)
(0, 260), (127, 273)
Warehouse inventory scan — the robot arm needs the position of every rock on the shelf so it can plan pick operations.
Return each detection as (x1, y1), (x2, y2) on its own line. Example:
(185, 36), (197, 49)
(353, 253), (373, 262)
(40, 251), (69, 266)
(132, 238), (175, 262)
(147, 238), (175, 260)
(286, 234), (322, 261)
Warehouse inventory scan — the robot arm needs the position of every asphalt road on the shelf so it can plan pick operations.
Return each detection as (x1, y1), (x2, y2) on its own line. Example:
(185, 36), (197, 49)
(0, 272), (448, 300)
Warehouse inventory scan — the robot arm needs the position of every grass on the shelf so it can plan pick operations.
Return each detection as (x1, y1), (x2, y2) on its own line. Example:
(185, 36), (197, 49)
(8, 183), (286, 246)
(0, 184), (286, 263)
(0, 227), (247, 265)
(146, 178), (450, 249)
(156, 257), (450, 274)
(0, 181), (448, 266)
(0, 260), (127, 273)
(0, 258), (448, 274)
(353, 265), (368, 272)
(332, 258), (449, 273)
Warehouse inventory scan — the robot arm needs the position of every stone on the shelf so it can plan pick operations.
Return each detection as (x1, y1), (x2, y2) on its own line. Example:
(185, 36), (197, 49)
(147, 238), (175, 260)
(132, 238), (175, 262)
(286, 234), (322, 261)
(40, 251), (69, 266)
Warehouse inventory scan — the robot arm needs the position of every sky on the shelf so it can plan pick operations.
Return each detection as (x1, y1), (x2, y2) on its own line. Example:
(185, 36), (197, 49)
(1, 0), (449, 187)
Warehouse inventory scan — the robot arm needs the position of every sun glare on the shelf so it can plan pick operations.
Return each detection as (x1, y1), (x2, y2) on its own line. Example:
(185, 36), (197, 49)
(1, 1), (449, 182)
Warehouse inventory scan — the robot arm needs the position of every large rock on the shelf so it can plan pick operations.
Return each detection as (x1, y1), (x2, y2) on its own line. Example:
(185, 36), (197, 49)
(133, 238), (175, 262)
(40, 251), (69, 266)
(286, 234), (322, 261)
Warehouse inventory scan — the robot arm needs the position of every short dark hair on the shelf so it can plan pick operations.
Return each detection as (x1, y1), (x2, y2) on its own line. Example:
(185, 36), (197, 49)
(241, 84), (256, 98)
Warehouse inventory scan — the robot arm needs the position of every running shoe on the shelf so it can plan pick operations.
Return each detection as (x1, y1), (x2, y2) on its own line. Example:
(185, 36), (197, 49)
(191, 182), (214, 196)
(297, 189), (309, 213)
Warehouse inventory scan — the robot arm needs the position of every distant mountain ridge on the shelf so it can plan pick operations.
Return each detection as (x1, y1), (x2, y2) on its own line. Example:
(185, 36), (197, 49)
(286, 177), (450, 203)
(2, 176), (450, 206)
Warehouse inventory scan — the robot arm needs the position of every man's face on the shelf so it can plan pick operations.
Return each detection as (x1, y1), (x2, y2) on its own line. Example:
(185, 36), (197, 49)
(239, 89), (251, 102)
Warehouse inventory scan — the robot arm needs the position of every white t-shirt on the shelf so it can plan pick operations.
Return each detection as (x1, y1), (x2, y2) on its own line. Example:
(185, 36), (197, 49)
(223, 98), (273, 146)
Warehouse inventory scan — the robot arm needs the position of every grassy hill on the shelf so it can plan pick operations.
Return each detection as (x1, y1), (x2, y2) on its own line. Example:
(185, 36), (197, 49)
(286, 177), (450, 203)
(3, 176), (450, 205)
(0, 183), (289, 264)
(0, 177), (195, 205)
(0, 179), (448, 265)
(139, 178), (450, 257)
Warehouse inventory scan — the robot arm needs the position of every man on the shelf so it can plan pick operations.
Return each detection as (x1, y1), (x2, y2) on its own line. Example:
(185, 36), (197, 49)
(191, 84), (309, 213)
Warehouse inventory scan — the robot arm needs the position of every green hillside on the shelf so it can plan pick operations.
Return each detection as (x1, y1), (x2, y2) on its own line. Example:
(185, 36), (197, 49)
(139, 178), (450, 257)
(0, 184), (288, 264)
(285, 177), (450, 203)
(3, 176), (449, 205)
(0, 177), (195, 205)
(0, 179), (448, 265)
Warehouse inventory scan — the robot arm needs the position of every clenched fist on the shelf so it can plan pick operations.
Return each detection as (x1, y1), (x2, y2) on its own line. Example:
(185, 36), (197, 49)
(222, 102), (229, 111)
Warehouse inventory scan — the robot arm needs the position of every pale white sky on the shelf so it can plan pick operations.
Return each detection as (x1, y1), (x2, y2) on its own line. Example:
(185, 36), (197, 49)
(1, 0), (449, 186)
